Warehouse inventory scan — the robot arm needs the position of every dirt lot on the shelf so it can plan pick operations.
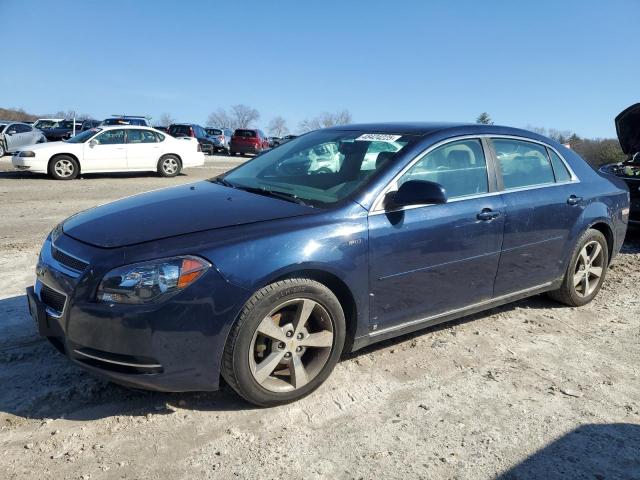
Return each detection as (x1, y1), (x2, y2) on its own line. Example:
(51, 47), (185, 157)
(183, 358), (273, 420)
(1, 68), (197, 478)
(0, 155), (638, 479)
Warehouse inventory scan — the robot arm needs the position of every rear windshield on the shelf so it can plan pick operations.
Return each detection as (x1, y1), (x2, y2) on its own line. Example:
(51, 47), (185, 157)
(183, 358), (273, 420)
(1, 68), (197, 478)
(207, 128), (222, 135)
(169, 125), (191, 136)
(234, 129), (257, 137)
(53, 120), (75, 129)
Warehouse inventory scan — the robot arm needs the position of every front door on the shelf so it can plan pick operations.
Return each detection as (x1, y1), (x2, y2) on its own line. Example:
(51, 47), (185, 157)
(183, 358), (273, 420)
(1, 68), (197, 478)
(83, 129), (128, 171)
(488, 137), (584, 295)
(368, 138), (505, 331)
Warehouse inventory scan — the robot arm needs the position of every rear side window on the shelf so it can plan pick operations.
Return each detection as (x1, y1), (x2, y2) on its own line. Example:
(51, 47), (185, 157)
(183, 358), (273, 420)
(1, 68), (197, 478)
(398, 139), (489, 199)
(234, 129), (256, 137)
(491, 139), (555, 190)
(548, 149), (572, 182)
(128, 130), (158, 143)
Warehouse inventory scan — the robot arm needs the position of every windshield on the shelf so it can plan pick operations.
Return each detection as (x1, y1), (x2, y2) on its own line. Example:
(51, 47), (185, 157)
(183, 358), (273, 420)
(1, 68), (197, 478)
(220, 130), (416, 206)
(33, 120), (57, 129)
(65, 128), (102, 143)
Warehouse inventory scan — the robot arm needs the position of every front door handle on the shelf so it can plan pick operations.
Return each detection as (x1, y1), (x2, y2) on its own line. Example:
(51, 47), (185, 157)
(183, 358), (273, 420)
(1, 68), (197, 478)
(477, 208), (501, 221)
(567, 195), (583, 205)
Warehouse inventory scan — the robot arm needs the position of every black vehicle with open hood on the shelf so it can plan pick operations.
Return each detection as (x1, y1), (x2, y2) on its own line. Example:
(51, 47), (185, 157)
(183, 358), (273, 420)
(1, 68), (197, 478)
(600, 103), (640, 225)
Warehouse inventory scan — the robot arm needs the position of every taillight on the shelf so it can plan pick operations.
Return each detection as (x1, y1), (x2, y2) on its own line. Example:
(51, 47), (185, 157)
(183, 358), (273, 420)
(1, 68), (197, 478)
(190, 127), (195, 137)
(218, 135), (224, 141)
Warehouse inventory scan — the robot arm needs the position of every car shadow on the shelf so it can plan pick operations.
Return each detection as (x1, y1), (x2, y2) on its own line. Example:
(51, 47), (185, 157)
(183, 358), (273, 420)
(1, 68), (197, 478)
(497, 423), (640, 479)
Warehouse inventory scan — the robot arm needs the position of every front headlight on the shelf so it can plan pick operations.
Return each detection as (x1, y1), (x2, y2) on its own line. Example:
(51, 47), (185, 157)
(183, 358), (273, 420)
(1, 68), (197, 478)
(97, 256), (210, 304)
(19, 151), (35, 157)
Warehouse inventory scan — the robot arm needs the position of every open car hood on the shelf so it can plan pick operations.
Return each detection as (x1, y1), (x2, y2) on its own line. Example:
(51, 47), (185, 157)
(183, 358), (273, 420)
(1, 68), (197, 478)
(615, 103), (640, 155)
(62, 181), (314, 248)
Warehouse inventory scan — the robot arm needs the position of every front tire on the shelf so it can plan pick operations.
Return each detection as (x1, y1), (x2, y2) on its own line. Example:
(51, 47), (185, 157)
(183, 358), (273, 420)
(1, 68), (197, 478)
(548, 228), (609, 307)
(222, 278), (346, 407)
(49, 155), (79, 180)
(157, 155), (181, 177)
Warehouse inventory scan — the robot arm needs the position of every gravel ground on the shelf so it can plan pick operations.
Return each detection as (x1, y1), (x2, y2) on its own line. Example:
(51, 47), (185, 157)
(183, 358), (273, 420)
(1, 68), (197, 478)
(0, 154), (639, 479)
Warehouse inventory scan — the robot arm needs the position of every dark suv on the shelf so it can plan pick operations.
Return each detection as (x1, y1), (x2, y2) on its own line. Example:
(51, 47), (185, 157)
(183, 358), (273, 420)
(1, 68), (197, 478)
(101, 116), (151, 127)
(168, 123), (215, 155)
(230, 129), (269, 156)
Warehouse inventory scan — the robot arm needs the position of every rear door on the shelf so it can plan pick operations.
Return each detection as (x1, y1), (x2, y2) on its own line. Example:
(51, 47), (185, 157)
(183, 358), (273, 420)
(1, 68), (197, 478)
(489, 137), (583, 295)
(83, 129), (128, 171)
(368, 138), (505, 331)
(125, 129), (162, 169)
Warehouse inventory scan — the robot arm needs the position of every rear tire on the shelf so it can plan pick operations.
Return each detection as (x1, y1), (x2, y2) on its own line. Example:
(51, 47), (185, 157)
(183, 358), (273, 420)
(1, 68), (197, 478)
(222, 278), (346, 407)
(548, 228), (609, 307)
(157, 155), (181, 177)
(49, 155), (79, 180)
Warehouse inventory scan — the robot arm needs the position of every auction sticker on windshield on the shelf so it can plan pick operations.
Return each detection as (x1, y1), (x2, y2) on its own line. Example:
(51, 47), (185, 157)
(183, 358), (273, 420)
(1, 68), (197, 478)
(355, 133), (402, 142)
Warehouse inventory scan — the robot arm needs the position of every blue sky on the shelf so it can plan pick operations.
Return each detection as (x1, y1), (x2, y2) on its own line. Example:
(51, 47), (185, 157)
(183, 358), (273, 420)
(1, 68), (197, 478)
(1, 0), (637, 137)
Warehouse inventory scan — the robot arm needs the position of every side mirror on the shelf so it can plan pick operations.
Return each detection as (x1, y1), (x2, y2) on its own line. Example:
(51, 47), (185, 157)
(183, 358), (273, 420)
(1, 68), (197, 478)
(89, 139), (98, 148)
(387, 180), (447, 207)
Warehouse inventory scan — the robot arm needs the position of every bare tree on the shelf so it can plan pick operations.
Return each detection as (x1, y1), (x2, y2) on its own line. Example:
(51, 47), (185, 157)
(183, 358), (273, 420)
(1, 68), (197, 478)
(230, 104), (260, 129)
(267, 116), (288, 137)
(299, 109), (352, 132)
(207, 108), (235, 129)
(158, 112), (175, 126)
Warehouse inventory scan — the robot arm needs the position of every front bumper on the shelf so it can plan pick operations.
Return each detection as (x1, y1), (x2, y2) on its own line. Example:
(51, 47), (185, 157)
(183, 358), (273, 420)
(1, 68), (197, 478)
(12, 154), (47, 173)
(28, 234), (246, 392)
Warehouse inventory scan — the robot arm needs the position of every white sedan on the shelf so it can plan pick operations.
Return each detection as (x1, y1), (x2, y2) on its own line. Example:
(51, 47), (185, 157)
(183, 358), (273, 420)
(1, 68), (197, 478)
(11, 126), (205, 180)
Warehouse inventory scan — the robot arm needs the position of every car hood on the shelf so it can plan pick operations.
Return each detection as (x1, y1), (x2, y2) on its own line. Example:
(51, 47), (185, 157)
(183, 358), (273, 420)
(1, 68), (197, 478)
(62, 181), (316, 248)
(25, 141), (73, 153)
(615, 103), (640, 155)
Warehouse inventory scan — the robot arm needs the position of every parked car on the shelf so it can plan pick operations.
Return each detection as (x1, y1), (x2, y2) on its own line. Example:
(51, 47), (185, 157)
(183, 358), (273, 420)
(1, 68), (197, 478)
(599, 103), (640, 226)
(40, 120), (82, 141)
(0, 121), (47, 156)
(79, 119), (101, 132)
(25, 122), (629, 406)
(168, 123), (215, 155)
(32, 118), (64, 130)
(205, 127), (233, 154)
(279, 134), (298, 145)
(230, 128), (269, 156)
(154, 126), (169, 133)
(12, 126), (204, 179)
(100, 116), (151, 127)
(268, 136), (281, 147)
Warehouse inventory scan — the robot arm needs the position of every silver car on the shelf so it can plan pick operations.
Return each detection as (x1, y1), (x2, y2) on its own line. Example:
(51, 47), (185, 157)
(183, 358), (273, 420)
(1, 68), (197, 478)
(0, 121), (47, 156)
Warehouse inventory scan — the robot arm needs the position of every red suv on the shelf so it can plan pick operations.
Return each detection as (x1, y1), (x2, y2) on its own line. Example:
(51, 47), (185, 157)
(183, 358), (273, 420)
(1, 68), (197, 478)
(230, 129), (269, 156)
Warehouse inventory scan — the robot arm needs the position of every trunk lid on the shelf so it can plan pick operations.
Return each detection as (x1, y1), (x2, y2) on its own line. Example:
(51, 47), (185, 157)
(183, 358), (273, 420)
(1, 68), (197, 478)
(615, 103), (640, 155)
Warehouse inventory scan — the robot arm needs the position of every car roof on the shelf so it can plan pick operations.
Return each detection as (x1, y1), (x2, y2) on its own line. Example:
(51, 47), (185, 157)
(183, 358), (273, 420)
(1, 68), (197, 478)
(95, 125), (157, 130)
(325, 122), (551, 140)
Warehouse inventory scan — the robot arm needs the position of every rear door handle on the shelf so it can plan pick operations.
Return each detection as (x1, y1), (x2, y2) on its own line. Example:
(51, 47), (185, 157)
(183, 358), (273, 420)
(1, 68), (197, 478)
(477, 209), (501, 221)
(567, 195), (583, 205)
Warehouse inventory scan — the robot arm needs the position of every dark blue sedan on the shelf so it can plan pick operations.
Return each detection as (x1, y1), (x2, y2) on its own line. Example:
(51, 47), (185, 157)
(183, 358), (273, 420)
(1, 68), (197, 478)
(27, 123), (630, 406)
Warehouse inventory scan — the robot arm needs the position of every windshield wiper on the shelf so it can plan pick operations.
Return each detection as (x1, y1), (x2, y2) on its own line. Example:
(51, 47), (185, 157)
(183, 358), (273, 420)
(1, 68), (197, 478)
(211, 177), (235, 188)
(236, 186), (312, 207)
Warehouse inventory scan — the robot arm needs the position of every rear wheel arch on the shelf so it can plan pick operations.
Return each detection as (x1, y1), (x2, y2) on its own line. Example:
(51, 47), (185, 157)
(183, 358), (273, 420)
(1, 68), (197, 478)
(588, 221), (614, 265)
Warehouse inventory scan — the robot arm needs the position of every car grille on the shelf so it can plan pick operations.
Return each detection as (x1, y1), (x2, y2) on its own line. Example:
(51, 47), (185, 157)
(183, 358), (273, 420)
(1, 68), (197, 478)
(51, 246), (89, 272)
(40, 284), (67, 316)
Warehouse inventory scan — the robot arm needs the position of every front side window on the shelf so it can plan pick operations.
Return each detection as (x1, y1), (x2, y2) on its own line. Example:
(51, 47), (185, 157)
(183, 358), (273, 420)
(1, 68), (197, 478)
(397, 139), (489, 199)
(492, 138), (555, 189)
(94, 129), (126, 145)
(221, 130), (416, 206)
(16, 124), (31, 133)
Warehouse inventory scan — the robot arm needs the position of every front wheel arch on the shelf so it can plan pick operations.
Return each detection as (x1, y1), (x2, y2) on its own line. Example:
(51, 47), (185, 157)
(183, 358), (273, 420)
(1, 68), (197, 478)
(48, 153), (81, 179)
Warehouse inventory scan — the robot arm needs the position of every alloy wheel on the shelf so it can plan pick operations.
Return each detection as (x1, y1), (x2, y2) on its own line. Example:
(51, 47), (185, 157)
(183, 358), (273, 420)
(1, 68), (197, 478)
(54, 159), (75, 178)
(249, 298), (334, 393)
(573, 240), (605, 297)
(162, 158), (179, 175)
